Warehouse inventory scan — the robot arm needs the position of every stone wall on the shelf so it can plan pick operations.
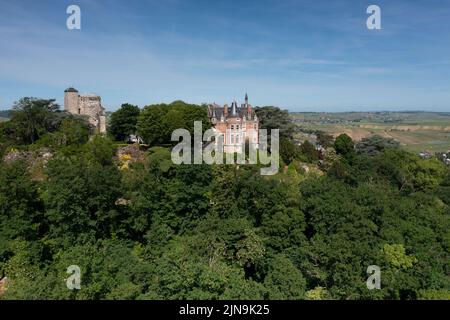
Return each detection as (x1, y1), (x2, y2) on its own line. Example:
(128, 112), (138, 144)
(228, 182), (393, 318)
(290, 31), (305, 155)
(64, 89), (107, 133)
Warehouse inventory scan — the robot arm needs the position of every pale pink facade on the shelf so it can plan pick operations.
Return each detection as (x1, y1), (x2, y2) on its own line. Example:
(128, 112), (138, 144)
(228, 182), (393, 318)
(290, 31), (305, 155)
(208, 94), (259, 153)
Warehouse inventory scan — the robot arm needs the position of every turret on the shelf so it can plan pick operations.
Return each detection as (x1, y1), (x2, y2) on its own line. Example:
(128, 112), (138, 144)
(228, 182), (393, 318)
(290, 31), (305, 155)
(64, 87), (79, 114)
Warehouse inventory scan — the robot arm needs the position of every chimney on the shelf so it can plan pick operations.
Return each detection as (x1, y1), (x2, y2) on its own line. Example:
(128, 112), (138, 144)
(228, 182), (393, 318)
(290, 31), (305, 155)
(224, 104), (228, 116)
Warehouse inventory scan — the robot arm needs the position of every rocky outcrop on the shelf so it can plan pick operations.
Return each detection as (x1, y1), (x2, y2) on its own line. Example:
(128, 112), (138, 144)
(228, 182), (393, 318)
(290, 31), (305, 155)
(0, 277), (8, 296)
(2, 148), (52, 165)
(2, 148), (53, 181)
(116, 144), (146, 164)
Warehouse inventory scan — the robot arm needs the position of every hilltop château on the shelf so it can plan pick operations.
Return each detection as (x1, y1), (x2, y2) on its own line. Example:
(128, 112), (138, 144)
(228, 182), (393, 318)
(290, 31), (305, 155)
(64, 87), (107, 133)
(208, 94), (259, 153)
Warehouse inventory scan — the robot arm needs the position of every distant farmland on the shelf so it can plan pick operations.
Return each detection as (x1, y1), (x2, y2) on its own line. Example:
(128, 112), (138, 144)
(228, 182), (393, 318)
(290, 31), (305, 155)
(0, 110), (11, 121)
(291, 112), (450, 153)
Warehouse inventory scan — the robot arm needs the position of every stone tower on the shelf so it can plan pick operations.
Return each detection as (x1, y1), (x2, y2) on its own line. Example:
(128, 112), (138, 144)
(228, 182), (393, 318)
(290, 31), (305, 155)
(64, 87), (79, 114)
(64, 87), (107, 133)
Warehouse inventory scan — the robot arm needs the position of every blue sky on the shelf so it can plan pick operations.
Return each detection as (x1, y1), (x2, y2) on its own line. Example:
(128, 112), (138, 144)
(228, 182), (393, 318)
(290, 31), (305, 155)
(0, 0), (450, 112)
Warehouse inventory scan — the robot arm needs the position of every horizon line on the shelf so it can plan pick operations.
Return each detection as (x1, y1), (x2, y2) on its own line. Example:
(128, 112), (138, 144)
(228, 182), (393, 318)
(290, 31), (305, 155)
(1, 105), (450, 114)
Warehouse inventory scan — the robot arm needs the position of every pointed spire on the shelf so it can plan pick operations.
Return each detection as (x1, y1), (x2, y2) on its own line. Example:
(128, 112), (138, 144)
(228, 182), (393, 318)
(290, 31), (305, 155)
(245, 93), (248, 104)
(232, 101), (237, 115)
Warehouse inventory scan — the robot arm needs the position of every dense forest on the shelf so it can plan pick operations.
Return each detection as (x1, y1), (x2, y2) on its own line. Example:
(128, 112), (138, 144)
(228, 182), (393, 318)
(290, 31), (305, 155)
(0, 98), (449, 300)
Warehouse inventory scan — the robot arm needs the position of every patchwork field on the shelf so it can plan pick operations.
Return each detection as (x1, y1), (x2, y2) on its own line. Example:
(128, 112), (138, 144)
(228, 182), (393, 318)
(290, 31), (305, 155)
(291, 112), (450, 153)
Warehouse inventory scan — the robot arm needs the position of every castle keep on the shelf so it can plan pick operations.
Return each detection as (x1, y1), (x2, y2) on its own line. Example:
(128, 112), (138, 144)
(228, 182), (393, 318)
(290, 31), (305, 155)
(208, 94), (259, 153)
(64, 87), (107, 133)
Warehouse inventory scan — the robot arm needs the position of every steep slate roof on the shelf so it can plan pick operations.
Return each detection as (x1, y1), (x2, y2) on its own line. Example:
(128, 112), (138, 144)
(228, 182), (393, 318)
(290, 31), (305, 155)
(208, 102), (253, 119)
